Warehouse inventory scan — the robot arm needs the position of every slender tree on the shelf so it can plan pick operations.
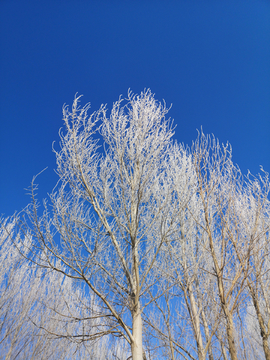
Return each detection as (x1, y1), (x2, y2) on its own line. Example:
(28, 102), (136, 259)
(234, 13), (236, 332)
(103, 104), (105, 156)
(191, 133), (251, 360)
(17, 90), (177, 360)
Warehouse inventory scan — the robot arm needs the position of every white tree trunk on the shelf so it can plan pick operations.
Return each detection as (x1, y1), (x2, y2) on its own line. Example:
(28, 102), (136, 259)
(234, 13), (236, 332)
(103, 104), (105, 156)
(132, 306), (143, 360)
(188, 287), (204, 360)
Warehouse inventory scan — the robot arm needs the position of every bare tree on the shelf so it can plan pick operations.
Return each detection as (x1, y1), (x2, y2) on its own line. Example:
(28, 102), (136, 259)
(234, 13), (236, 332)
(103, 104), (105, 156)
(190, 133), (252, 360)
(235, 172), (270, 360)
(147, 140), (230, 360)
(16, 90), (177, 360)
(0, 219), (69, 359)
(1, 217), (130, 359)
(151, 134), (269, 360)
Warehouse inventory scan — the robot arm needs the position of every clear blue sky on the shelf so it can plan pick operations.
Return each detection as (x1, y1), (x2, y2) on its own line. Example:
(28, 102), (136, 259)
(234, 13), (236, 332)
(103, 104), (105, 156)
(0, 0), (269, 217)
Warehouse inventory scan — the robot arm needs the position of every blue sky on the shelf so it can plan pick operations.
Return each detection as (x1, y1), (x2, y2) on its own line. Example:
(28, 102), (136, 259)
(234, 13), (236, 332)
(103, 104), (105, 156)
(0, 0), (269, 217)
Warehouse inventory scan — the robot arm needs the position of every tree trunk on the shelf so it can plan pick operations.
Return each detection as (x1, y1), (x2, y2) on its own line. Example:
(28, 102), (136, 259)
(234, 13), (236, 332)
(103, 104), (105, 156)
(249, 284), (270, 360)
(188, 287), (204, 360)
(201, 309), (214, 360)
(204, 222), (238, 360)
(262, 337), (270, 360)
(132, 305), (143, 360)
(224, 307), (238, 360)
